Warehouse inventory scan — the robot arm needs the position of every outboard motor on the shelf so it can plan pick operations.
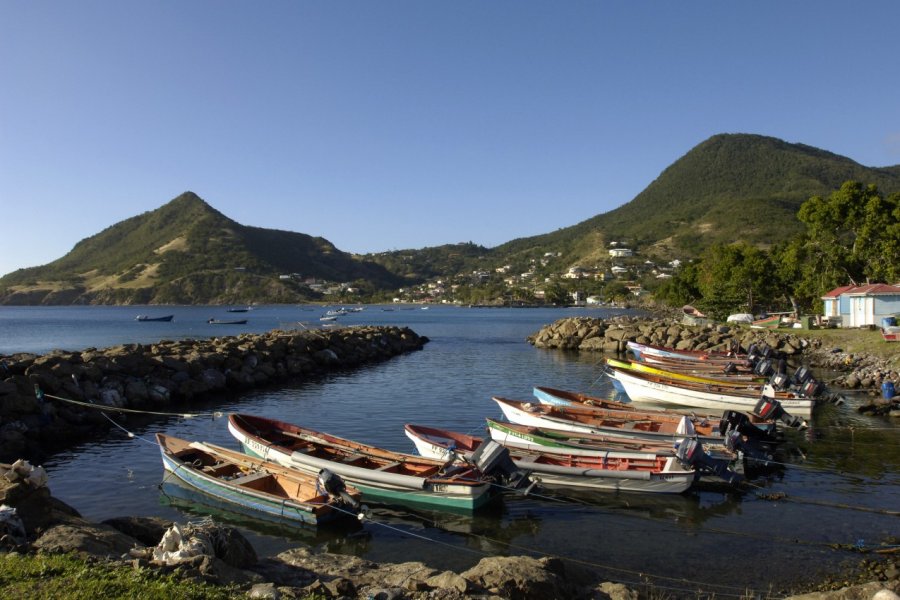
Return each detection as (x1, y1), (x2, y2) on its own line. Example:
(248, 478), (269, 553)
(470, 439), (535, 494)
(792, 366), (812, 387)
(753, 395), (807, 429)
(675, 438), (743, 485)
(800, 378), (825, 398)
(719, 410), (776, 442)
(754, 358), (775, 377)
(746, 343), (762, 367)
(769, 371), (790, 391)
(724, 430), (775, 467)
(317, 469), (363, 513)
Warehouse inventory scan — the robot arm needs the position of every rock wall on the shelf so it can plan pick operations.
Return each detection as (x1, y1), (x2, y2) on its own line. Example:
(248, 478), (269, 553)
(0, 325), (428, 463)
(528, 316), (900, 394)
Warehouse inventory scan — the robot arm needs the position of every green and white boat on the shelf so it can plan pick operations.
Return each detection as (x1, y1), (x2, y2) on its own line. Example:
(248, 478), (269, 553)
(228, 413), (530, 512)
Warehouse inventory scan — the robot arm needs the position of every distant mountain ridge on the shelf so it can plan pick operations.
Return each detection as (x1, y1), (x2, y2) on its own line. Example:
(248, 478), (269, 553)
(0, 192), (402, 305)
(2, 134), (898, 305)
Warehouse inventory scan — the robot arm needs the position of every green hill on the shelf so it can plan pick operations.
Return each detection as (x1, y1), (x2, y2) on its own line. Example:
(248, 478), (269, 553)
(4, 134), (899, 305)
(490, 134), (900, 266)
(0, 192), (402, 305)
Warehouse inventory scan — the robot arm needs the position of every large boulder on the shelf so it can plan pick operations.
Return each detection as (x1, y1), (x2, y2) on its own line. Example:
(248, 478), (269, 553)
(461, 555), (574, 600)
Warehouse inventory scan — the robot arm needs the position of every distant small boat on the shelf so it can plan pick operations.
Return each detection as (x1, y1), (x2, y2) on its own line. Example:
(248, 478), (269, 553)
(227, 307), (250, 313)
(751, 315), (782, 329)
(682, 305), (710, 326)
(320, 315), (338, 322)
(208, 318), (248, 325)
(136, 314), (174, 322)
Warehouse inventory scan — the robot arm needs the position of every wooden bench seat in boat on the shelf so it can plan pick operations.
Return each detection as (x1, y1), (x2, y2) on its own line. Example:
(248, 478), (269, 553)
(375, 461), (402, 471)
(231, 472), (271, 486)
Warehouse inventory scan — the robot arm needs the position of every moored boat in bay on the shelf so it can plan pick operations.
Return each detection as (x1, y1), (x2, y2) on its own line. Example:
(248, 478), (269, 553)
(227, 413), (532, 511)
(156, 433), (361, 527)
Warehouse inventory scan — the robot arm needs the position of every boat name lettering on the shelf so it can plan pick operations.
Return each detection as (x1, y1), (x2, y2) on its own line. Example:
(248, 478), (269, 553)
(247, 438), (267, 455)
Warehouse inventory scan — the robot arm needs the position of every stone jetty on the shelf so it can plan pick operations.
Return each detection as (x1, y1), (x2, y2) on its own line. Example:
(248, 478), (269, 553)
(527, 315), (900, 395)
(0, 325), (428, 463)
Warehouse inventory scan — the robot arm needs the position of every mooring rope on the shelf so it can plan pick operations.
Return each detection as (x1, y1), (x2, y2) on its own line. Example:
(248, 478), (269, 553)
(37, 388), (224, 420)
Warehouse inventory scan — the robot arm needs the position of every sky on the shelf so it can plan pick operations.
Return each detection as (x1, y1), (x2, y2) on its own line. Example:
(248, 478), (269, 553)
(2, 2), (899, 277)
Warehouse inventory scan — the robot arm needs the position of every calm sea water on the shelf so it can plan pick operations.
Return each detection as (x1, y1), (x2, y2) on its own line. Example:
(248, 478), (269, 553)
(2, 305), (898, 594)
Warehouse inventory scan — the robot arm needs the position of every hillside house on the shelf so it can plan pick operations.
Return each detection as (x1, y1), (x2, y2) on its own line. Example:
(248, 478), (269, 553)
(609, 248), (634, 258)
(821, 283), (900, 327)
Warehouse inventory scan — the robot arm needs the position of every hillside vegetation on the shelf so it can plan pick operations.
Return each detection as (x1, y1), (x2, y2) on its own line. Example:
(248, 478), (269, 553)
(2, 134), (899, 305)
(0, 192), (401, 305)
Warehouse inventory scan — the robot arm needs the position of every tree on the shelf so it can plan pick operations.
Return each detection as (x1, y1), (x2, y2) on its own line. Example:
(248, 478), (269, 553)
(795, 181), (900, 288)
(653, 262), (701, 308)
(693, 243), (775, 319)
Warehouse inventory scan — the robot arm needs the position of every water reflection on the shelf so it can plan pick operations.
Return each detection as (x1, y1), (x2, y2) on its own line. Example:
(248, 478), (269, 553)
(158, 480), (370, 554)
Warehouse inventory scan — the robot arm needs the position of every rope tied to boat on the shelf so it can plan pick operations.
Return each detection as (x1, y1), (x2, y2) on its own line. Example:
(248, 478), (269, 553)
(34, 386), (224, 419)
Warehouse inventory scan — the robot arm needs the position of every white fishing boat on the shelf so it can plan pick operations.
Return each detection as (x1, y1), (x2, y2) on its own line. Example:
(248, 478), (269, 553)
(607, 366), (814, 419)
(404, 424), (696, 494)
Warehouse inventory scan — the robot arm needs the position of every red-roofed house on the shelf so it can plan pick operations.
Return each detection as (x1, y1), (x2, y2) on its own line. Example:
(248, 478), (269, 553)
(821, 284), (900, 327)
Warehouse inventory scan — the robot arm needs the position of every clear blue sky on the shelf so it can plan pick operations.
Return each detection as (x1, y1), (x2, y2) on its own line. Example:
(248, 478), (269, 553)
(2, 2), (899, 277)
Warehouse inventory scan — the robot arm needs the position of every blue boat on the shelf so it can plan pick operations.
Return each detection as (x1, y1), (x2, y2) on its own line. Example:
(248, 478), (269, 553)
(156, 433), (361, 528)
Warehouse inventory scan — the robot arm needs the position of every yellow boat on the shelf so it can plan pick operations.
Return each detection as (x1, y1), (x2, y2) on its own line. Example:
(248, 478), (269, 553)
(606, 358), (765, 389)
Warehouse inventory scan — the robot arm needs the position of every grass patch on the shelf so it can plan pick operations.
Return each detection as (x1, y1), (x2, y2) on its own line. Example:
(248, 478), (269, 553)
(797, 328), (900, 364)
(0, 552), (240, 599)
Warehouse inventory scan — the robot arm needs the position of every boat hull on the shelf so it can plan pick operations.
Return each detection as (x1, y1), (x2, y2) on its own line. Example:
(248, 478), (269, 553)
(610, 368), (814, 417)
(158, 440), (335, 527)
(405, 424), (693, 494)
(228, 418), (494, 511)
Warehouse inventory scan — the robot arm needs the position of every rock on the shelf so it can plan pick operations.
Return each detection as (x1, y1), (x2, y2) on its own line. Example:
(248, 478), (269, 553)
(426, 570), (470, 593)
(594, 581), (641, 600)
(102, 516), (173, 547)
(0, 326), (429, 463)
(461, 555), (573, 600)
(786, 582), (899, 600)
(32, 521), (141, 557)
(248, 582), (280, 599)
(210, 525), (258, 568)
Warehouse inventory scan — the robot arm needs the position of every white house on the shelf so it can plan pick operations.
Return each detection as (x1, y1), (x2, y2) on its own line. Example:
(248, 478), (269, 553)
(821, 283), (900, 327)
(609, 248), (633, 258)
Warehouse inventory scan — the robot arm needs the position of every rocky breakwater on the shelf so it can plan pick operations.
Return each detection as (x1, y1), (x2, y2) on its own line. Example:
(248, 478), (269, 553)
(527, 316), (900, 396)
(0, 325), (428, 463)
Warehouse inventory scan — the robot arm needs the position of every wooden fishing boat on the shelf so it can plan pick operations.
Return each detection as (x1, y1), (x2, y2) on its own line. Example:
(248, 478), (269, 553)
(682, 305), (711, 326)
(605, 358), (767, 387)
(882, 326), (900, 342)
(630, 352), (758, 376)
(492, 396), (727, 445)
(404, 424), (695, 494)
(626, 340), (743, 363)
(156, 433), (361, 527)
(136, 314), (174, 322)
(228, 414), (531, 511)
(751, 315), (782, 329)
(533, 385), (772, 428)
(606, 366), (814, 420)
(483, 418), (715, 457)
(208, 318), (248, 325)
